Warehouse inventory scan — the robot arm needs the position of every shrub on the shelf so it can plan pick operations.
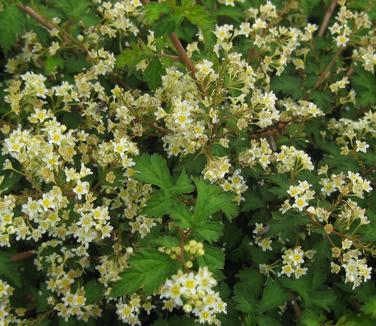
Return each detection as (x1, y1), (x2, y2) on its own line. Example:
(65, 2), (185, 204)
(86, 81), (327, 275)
(0, 0), (376, 325)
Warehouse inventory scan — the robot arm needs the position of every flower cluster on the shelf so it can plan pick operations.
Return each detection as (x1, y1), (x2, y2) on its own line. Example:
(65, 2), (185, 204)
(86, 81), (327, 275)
(160, 267), (227, 325)
(116, 295), (155, 326)
(280, 247), (315, 279)
(330, 240), (372, 289)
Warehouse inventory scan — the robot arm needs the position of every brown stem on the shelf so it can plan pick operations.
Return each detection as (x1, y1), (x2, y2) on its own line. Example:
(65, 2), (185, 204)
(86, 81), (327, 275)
(318, 0), (338, 37)
(169, 32), (197, 76)
(17, 4), (81, 48)
(291, 296), (302, 323)
(17, 4), (129, 88)
(314, 49), (342, 89)
(141, 0), (197, 77)
(11, 250), (34, 262)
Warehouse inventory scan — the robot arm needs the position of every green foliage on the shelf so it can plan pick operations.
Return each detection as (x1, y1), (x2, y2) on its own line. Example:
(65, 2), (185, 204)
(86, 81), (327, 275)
(0, 4), (26, 53)
(111, 250), (180, 297)
(1, 0), (376, 325)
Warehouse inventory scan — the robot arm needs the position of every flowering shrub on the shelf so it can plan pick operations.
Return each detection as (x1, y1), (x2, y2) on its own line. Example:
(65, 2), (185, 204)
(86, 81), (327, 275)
(1, 0), (376, 324)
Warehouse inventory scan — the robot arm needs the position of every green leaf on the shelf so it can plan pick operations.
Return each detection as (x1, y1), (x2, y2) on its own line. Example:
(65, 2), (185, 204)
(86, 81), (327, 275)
(0, 5), (26, 53)
(116, 45), (145, 70)
(241, 190), (264, 212)
(192, 220), (224, 243)
(111, 250), (179, 296)
(197, 245), (225, 271)
(54, 0), (91, 19)
(232, 269), (264, 313)
(173, 169), (194, 194)
(233, 283), (257, 313)
(300, 0), (321, 15)
(144, 59), (164, 90)
(258, 280), (288, 312)
(144, 2), (170, 24)
(271, 72), (303, 99)
(192, 178), (238, 222)
(44, 56), (64, 75)
(0, 252), (21, 287)
(351, 67), (376, 107)
(36, 284), (51, 313)
(142, 190), (172, 217)
(84, 280), (104, 304)
(180, 4), (215, 47)
(167, 200), (193, 228)
(257, 316), (281, 326)
(133, 154), (173, 190)
(362, 296), (376, 318)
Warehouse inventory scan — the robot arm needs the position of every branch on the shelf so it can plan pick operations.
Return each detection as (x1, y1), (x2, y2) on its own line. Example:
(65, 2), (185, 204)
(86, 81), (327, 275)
(318, 0), (338, 37)
(17, 4), (129, 88)
(141, 0), (197, 77)
(17, 4), (82, 48)
(314, 49), (342, 89)
(11, 250), (34, 262)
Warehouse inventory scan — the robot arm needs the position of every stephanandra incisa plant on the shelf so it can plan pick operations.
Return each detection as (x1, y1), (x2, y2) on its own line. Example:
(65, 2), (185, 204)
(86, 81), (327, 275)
(1, 0), (376, 324)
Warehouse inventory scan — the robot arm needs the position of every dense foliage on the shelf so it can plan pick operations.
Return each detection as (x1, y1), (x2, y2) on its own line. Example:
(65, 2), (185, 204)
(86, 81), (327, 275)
(1, 0), (376, 325)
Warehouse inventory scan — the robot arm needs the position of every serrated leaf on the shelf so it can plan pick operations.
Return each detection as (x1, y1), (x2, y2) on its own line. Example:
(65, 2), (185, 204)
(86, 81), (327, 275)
(192, 220), (224, 243)
(0, 252), (21, 287)
(44, 56), (64, 75)
(197, 245), (225, 271)
(84, 280), (104, 304)
(167, 200), (193, 228)
(133, 154), (173, 190)
(111, 250), (179, 296)
(351, 67), (376, 107)
(192, 177), (238, 221)
(116, 45), (145, 69)
(142, 190), (172, 217)
(232, 269), (264, 314)
(0, 5), (26, 53)
(258, 280), (288, 312)
(233, 283), (257, 313)
(144, 2), (170, 24)
(173, 169), (194, 194)
(361, 296), (376, 318)
(144, 59), (164, 90)
(54, 0), (91, 18)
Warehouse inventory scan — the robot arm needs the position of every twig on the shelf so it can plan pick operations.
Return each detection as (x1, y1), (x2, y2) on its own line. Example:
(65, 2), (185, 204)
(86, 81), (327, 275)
(318, 0), (338, 37)
(17, 4), (82, 49)
(141, 0), (197, 77)
(314, 49), (342, 89)
(291, 296), (302, 323)
(11, 250), (34, 262)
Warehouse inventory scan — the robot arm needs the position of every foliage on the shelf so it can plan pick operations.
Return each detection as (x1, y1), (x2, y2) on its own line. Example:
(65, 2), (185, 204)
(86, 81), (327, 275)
(0, 0), (376, 325)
